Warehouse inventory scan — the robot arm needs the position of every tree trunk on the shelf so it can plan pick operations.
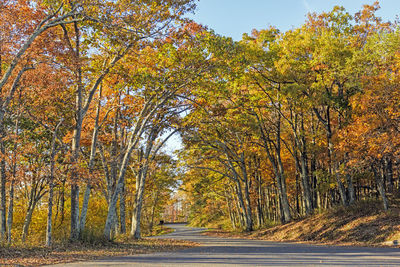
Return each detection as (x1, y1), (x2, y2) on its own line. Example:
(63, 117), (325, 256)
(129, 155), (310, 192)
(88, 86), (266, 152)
(346, 173), (356, 205)
(314, 107), (348, 206)
(69, 94), (82, 240)
(113, 206), (120, 236)
(70, 182), (80, 240)
(79, 88), (101, 236)
(277, 153), (291, 222)
(256, 171), (264, 227)
(295, 171), (301, 215)
(373, 165), (389, 211)
(7, 180), (14, 244)
(46, 120), (62, 246)
(334, 167), (348, 206)
(0, 142), (6, 241)
(385, 158), (394, 193)
(120, 182), (127, 234)
(328, 128), (347, 206)
(299, 135), (313, 214)
(240, 156), (253, 232)
(257, 106), (291, 223)
(310, 115), (318, 210)
(226, 194), (237, 229)
(22, 200), (37, 242)
(59, 180), (66, 225)
(265, 187), (271, 221)
(46, 175), (55, 246)
(233, 181), (247, 229)
(0, 53), (4, 242)
(69, 20), (83, 241)
(148, 189), (159, 234)
(78, 185), (90, 235)
(131, 137), (155, 239)
(243, 180), (253, 231)
(131, 189), (144, 239)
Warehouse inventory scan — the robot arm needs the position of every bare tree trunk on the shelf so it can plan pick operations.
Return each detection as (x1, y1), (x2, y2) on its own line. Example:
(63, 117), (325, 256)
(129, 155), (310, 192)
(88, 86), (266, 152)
(46, 174), (55, 246)
(70, 181), (80, 240)
(120, 182), (126, 234)
(310, 115), (318, 210)
(131, 181), (146, 239)
(255, 170), (264, 227)
(230, 185), (244, 228)
(334, 166), (348, 206)
(346, 173), (355, 205)
(0, 142), (6, 241)
(265, 187), (271, 221)
(78, 185), (90, 235)
(7, 180), (14, 244)
(131, 128), (158, 239)
(69, 21), (83, 241)
(373, 165), (389, 211)
(233, 183), (246, 228)
(59, 180), (66, 225)
(0, 47), (4, 242)
(226, 195), (236, 229)
(46, 120), (62, 246)
(225, 151), (252, 231)
(277, 165), (291, 222)
(22, 200), (37, 242)
(104, 154), (130, 238)
(113, 206), (120, 236)
(385, 157), (394, 193)
(299, 117), (313, 214)
(148, 189), (158, 234)
(242, 169), (253, 231)
(295, 171), (301, 215)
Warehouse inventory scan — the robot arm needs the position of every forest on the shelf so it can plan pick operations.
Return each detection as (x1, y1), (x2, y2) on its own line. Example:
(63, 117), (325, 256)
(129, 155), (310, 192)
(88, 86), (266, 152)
(0, 0), (399, 249)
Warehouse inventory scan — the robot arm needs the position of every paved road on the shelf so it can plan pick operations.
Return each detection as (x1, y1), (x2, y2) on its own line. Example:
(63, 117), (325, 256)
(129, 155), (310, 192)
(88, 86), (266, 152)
(53, 224), (400, 266)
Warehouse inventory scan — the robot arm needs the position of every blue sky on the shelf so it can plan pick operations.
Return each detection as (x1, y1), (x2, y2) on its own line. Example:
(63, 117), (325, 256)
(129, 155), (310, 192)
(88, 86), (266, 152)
(190, 0), (400, 40)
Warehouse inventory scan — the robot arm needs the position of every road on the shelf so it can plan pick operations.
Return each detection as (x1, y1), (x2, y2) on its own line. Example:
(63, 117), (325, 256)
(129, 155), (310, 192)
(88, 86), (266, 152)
(53, 224), (400, 266)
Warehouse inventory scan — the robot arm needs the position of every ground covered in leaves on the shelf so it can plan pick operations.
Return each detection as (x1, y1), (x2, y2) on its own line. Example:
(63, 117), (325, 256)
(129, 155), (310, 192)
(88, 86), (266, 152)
(0, 237), (197, 266)
(204, 200), (400, 247)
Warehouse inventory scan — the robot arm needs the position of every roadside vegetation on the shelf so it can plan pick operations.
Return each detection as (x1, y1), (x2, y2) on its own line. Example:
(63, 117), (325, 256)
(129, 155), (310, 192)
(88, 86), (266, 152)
(204, 199), (400, 247)
(0, 237), (197, 266)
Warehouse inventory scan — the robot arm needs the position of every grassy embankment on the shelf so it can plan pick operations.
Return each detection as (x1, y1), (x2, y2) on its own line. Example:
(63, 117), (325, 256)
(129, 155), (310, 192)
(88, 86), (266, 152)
(205, 199), (400, 247)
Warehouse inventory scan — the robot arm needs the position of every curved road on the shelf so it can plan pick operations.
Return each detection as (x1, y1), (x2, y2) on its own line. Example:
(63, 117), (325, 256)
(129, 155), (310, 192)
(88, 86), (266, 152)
(55, 224), (400, 266)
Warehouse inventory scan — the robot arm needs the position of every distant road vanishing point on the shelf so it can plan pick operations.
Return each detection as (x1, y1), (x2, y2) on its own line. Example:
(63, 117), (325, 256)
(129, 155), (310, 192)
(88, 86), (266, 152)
(51, 224), (400, 266)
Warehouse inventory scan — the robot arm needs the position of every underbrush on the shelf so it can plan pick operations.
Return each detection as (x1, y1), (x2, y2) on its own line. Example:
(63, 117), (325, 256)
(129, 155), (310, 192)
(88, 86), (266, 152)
(141, 225), (175, 237)
(0, 234), (197, 266)
(204, 199), (400, 247)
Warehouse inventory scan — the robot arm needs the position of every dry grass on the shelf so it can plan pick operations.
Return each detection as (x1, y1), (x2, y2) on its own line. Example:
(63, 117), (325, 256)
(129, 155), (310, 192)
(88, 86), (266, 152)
(204, 199), (400, 247)
(0, 237), (198, 266)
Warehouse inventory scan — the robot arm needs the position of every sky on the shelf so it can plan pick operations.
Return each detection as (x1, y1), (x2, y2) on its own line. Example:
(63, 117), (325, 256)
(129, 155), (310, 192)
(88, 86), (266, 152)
(190, 0), (400, 40)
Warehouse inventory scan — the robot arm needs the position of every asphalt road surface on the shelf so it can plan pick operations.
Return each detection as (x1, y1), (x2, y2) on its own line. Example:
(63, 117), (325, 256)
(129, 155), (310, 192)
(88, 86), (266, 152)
(52, 224), (400, 266)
